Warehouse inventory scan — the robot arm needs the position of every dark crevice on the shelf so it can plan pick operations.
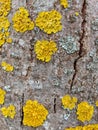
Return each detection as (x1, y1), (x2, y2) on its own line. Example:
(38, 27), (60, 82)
(29, 38), (35, 63)
(54, 97), (56, 113)
(20, 93), (24, 127)
(70, 0), (87, 90)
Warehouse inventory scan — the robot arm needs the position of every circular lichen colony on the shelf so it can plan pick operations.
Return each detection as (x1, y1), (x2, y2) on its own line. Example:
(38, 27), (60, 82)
(35, 10), (62, 34)
(34, 40), (57, 62)
(12, 7), (34, 33)
(23, 100), (48, 127)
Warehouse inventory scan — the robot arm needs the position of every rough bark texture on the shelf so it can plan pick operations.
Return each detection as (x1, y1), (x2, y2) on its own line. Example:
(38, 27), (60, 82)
(0, 0), (98, 129)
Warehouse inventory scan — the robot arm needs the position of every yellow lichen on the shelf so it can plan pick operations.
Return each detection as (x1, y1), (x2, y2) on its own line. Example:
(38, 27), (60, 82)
(61, 94), (77, 110)
(1, 105), (16, 119)
(75, 12), (79, 16)
(0, 0), (11, 17)
(12, 7), (34, 33)
(1, 61), (14, 72)
(0, 16), (10, 31)
(65, 124), (98, 130)
(0, 88), (6, 105)
(0, 11), (12, 47)
(76, 101), (94, 122)
(60, 0), (69, 8)
(95, 100), (98, 107)
(23, 100), (48, 127)
(35, 10), (62, 34)
(34, 40), (57, 62)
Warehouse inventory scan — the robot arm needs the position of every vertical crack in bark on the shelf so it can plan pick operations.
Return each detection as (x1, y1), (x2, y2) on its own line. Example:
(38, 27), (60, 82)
(20, 93), (24, 128)
(70, 0), (87, 90)
(54, 97), (56, 113)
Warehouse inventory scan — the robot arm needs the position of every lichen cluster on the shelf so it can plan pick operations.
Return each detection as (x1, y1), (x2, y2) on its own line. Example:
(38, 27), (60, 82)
(0, 88), (6, 104)
(0, 0), (11, 16)
(23, 100), (48, 127)
(0, 0), (12, 47)
(59, 36), (79, 54)
(77, 101), (94, 122)
(34, 40), (57, 62)
(60, 0), (69, 8)
(35, 10), (62, 34)
(1, 105), (16, 119)
(62, 95), (77, 110)
(1, 61), (14, 72)
(0, 88), (16, 119)
(12, 7), (34, 33)
(62, 95), (95, 123)
(66, 124), (98, 130)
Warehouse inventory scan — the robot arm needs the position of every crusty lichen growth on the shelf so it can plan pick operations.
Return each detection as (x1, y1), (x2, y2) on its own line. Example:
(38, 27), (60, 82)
(34, 40), (57, 62)
(0, 0), (11, 16)
(35, 10), (62, 34)
(60, 0), (69, 8)
(59, 36), (79, 54)
(61, 95), (77, 110)
(12, 7), (34, 33)
(23, 100), (48, 127)
(1, 61), (14, 72)
(0, 88), (6, 105)
(1, 105), (16, 119)
(76, 101), (94, 122)
(95, 100), (98, 107)
(66, 124), (98, 130)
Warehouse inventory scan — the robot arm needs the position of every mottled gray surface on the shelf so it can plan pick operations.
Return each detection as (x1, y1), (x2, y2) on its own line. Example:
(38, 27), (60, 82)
(0, 0), (98, 130)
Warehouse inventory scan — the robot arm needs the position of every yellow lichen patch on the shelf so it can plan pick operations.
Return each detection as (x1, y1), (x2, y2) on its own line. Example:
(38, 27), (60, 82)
(0, 16), (10, 31)
(65, 124), (98, 130)
(23, 100), (48, 127)
(76, 101), (94, 122)
(62, 95), (77, 110)
(0, 0), (11, 16)
(12, 7), (34, 33)
(1, 105), (16, 119)
(6, 37), (12, 44)
(60, 0), (69, 8)
(35, 10), (62, 34)
(0, 88), (6, 105)
(1, 61), (14, 72)
(95, 100), (98, 107)
(0, 16), (12, 47)
(0, 31), (12, 47)
(75, 12), (79, 16)
(34, 40), (57, 62)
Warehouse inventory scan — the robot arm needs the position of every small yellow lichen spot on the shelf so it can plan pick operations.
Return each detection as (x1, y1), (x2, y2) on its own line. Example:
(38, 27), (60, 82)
(95, 100), (98, 107)
(23, 100), (48, 127)
(34, 40), (57, 62)
(12, 7), (34, 33)
(76, 101), (94, 122)
(1, 105), (16, 119)
(0, 32), (5, 47)
(60, 0), (69, 8)
(0, 88), (6, 105)
(6, 38), (12, 43)
(35, 10), (62, 34)
(75, 12), (79, 16)
(62, 94), (77, 110)
(1, 61), (14, 72)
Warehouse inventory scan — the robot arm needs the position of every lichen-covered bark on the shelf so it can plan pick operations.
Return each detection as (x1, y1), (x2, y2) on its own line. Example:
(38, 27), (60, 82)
(0, 0), (98, 129)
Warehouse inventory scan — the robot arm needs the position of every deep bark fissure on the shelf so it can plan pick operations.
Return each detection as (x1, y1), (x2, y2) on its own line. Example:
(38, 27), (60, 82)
(70, 0), (87, 90)
(54, 97), (56, 113)
(20, 93), (24, 128)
